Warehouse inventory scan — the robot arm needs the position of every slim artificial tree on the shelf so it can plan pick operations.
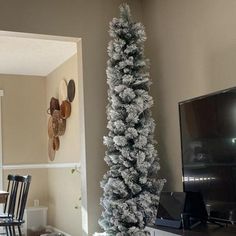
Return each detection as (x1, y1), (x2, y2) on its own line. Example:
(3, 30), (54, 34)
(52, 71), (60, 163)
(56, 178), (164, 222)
(99, 4), (165, 235)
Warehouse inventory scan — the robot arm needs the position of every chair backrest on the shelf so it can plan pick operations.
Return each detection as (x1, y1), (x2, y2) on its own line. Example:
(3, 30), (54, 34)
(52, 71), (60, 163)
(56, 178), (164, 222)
(4, 175), (31, 221)
(4, 174), (14, 214)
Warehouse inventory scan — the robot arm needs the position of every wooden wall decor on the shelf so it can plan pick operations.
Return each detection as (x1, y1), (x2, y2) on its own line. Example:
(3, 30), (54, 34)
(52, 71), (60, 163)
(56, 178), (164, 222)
(47, 79), (76, 160)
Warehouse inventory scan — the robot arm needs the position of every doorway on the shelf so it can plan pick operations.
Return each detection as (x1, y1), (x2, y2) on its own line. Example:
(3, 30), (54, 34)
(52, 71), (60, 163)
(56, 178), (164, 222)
(0, 31), (84, 236)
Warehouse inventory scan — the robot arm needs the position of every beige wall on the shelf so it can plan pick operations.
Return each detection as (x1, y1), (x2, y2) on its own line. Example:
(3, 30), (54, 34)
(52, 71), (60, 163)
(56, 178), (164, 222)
(142, 0), (236, 191)
(0, 75), (47, 164)
(0, 74), (48, 207)
(47, 169), (81, 235)
(46, 54), (81, 235)
(0, 1), (143, 234)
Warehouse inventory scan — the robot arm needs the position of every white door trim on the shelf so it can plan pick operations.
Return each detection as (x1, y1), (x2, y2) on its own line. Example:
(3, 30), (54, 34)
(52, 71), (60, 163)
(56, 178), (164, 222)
(0, 90), (4, 191)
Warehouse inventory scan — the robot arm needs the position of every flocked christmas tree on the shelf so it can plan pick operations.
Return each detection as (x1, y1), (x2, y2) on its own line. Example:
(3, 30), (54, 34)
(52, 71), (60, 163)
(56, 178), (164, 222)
(99, 4), (166, 235)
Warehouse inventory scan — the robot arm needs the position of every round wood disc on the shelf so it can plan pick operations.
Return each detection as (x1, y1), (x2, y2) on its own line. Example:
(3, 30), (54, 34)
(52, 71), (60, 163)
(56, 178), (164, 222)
(67, 79), (76, 102)
(60, 100), (71, 119)
(59, 79), (68, 104)
(48, 138), (56, 161)
(53, 136), (60, 151)
(48, 116), (54, 138)
(52, 110), (66, 136)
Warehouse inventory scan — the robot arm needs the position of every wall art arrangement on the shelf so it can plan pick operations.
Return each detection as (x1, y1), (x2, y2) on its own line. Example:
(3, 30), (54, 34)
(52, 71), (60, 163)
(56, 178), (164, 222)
(47, 79), (75, 161)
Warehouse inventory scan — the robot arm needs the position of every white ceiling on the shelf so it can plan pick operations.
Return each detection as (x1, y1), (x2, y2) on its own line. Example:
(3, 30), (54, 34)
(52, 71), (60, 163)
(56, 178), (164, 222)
(0, 36), (77, 76)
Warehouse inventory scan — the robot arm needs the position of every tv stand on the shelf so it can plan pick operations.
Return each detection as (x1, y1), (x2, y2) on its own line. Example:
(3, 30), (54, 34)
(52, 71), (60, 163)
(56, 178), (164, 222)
(146, 223), (236, 236)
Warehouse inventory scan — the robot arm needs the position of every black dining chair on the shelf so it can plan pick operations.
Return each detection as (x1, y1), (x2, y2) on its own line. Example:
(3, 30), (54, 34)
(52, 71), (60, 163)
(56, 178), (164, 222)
(0, 175), (31, 236)
(1, 175), (16, 219)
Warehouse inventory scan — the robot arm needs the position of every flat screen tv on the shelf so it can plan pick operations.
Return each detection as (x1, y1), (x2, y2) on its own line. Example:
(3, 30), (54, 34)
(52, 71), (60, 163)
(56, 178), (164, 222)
(179, 87), (236, 223)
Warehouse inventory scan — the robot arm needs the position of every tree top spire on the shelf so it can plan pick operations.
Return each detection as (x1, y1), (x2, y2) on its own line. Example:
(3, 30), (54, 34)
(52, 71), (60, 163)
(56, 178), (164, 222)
(119, 3), (131, 22)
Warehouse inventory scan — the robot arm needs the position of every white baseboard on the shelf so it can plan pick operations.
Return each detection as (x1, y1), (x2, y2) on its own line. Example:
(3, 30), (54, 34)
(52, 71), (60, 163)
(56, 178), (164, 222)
(3, 162), (80, 170)
(46, 225), (71, 236)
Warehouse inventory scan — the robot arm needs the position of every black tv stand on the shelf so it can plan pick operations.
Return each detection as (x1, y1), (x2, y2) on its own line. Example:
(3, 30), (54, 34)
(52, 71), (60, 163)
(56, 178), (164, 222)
(146, 222), (236, 236)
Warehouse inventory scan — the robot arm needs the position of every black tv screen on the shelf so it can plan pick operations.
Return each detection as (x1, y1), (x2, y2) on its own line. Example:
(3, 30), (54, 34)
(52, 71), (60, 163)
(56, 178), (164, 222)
(179, 87), (236, 223)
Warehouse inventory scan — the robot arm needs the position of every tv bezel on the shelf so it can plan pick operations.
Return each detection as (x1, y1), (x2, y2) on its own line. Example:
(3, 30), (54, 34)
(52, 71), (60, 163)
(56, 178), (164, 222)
(178, 86), (236, 223)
